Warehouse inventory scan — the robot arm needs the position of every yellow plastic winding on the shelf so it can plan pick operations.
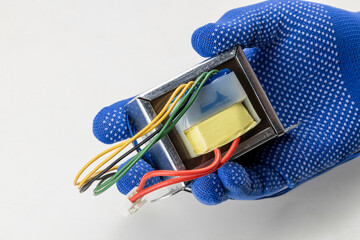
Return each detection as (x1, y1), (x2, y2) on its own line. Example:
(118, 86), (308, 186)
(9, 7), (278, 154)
(184, 102), (256, 155)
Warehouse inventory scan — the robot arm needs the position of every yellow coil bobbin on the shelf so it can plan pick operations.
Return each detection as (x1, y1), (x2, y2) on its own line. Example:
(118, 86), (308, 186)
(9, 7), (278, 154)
(184, 102), (256, 155)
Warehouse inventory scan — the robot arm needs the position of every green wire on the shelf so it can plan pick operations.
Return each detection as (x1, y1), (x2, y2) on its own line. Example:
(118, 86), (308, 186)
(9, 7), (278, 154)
(93, 71), (217, 195)
(93, 70), (219, 195)
(93, 73), (206, 195)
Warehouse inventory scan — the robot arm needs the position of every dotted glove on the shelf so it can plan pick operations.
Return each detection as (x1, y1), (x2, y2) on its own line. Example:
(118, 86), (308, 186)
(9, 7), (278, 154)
(92, 0), (360, 205)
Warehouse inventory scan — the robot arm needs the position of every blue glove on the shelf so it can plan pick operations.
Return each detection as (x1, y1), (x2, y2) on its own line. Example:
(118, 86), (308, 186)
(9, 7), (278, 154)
(92, 0), (360, 205)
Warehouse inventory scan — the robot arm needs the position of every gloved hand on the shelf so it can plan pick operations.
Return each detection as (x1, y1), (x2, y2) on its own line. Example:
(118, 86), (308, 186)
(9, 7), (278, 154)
(92, 0), (360, 205)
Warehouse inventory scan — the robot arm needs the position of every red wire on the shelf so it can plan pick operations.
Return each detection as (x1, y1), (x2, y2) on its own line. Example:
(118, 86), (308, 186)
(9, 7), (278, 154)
(130, 137), (240, 203)
(137, 137), (240, 191)
(136, 148), (222, 191)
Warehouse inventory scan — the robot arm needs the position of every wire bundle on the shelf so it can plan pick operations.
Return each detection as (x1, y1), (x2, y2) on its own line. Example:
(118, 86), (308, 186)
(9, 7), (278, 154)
(73, 77), (197, 190)
(73, 69), (239, 201)
(129, 137), (240, 202)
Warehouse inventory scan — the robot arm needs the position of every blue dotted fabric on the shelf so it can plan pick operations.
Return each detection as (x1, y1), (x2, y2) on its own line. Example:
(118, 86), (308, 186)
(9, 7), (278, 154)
(116, 158), (161, 195)
(93, 98), (132, 144)
(190, 0), (360, 204)
(93, 0), (360, 204)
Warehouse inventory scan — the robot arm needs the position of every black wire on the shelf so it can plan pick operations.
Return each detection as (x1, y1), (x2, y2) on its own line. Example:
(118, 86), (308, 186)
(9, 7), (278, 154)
(97, 172), (116, 181)
(127, 114), (155, 169)
(80, 172), (117, 193)
(96, 172), (117, 187)
(79, 128), (161, 193)
(80, 92), (192, 193)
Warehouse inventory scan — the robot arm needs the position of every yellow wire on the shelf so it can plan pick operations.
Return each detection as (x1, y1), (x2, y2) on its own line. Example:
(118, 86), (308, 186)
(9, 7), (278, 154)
(74, 81), (194, 188)
(74, 85), (185, 186)
(76, 82), (192, 188)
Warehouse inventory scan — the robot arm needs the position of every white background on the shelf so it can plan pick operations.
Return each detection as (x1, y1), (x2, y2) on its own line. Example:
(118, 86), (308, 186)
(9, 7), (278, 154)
(1, 0), (359, 239)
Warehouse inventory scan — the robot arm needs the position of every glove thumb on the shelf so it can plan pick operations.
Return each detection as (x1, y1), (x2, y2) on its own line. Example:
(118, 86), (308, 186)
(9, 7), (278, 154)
(93, 97), (133, 144)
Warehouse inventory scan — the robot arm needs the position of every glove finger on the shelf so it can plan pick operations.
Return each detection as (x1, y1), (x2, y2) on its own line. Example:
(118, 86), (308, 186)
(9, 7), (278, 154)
(93, 97), (133, 144)
(191, 172), (228, 205)
(218, 115), (360, 200)
(191, 160), (288, 205)
(116, 158), (161, 195)
(191, 0), (284, 57)
(217, 161), (288, 200)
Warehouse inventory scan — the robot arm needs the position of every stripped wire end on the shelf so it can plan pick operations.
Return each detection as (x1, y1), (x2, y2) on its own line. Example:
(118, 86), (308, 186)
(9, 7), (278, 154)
(119, 187), (146, 217)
